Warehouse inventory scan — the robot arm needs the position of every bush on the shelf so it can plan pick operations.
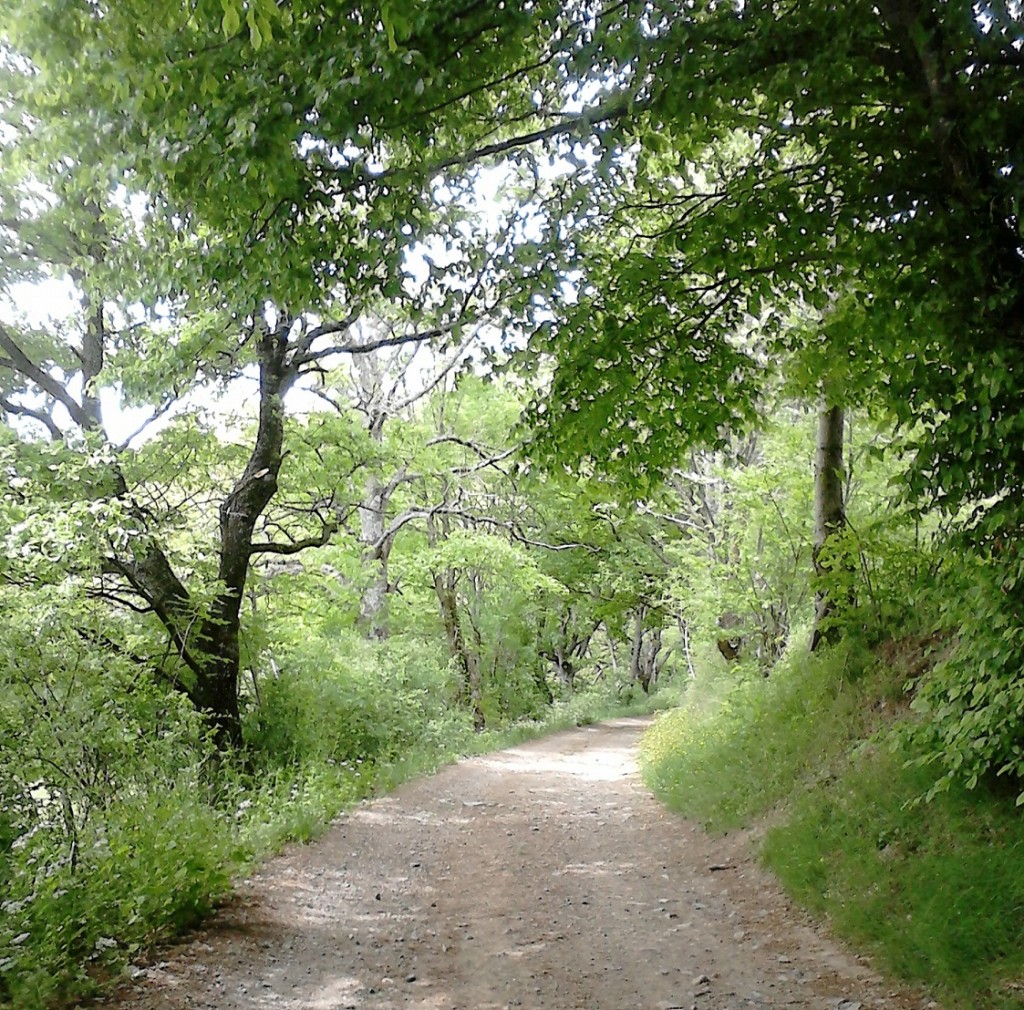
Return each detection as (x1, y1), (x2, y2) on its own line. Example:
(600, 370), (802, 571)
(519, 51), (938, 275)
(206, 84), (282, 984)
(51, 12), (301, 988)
(905, 546), (1024, 800)
(0, 607), (230, 1008)
(245, 633), (455, 769)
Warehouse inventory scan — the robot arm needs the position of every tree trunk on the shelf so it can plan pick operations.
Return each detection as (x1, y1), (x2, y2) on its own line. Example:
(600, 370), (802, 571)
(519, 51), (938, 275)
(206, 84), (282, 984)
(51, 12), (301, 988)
(117, 321), (293, 748)
(532, 664), (554, 704)
(5, 292), (302, 749)
(715, 611), (743, 662)
(434, 570), (469, 701)
(466, 623), (485, 731)
(605, 624), (619, 679)
(190, 603), (244, 748)
(553, 647), (574, 691)
(358, 471), (390, 639)
(680, 616), (696, 679)
(432, 568), (484, 729)
(810, 400), (846, 652)
(629, 608), (659, 692)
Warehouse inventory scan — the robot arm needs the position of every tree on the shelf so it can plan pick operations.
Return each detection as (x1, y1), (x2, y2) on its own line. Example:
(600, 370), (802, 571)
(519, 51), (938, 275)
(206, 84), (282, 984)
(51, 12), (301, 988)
(524, 1), (1022, 522)
(1, 0), (568, 745)
(310, 318), (483, 639)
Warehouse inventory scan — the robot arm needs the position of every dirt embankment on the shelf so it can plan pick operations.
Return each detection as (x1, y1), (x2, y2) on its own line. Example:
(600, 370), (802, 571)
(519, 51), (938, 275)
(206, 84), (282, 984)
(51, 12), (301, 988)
(106, 718), (925, 1010)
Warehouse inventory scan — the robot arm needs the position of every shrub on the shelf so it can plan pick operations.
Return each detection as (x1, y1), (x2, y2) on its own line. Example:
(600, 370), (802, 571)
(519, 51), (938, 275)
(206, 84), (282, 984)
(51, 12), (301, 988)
(245, 632), (455, 769)
(0, 607), (230, 1007)
(905, 546), (1024, 800)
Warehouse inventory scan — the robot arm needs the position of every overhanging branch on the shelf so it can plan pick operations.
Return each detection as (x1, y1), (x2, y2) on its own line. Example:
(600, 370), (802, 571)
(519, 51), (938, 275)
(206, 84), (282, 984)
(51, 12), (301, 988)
(0, 395), (63, 440)
(0, 327), (94, 431)
(293, 323), (449, 369)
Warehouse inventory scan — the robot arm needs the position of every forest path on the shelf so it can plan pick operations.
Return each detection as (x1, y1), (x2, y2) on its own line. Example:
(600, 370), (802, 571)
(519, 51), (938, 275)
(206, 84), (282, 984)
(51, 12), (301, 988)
(108, 717), (922, 1010)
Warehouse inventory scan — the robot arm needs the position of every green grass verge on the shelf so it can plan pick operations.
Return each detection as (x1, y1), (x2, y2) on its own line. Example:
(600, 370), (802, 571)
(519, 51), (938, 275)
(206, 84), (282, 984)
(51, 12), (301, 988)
(765, 742), (1024, 1010)
(640, 643), (883, 830)
(640, 645), (1024, 1010)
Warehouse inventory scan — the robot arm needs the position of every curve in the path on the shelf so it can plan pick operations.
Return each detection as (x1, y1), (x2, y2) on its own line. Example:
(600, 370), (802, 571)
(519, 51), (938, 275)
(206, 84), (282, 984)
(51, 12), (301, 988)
(109, 717), (921, 1010)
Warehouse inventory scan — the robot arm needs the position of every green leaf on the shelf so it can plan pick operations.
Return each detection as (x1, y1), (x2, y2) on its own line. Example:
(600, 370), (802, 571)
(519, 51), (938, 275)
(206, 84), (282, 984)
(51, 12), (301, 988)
(221, 2), (241, 37)
(381, 0), (399, 53)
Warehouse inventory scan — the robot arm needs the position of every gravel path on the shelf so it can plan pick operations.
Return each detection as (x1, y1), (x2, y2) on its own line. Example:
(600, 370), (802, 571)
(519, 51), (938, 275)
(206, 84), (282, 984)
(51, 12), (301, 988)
(106, 717), (924, 1010)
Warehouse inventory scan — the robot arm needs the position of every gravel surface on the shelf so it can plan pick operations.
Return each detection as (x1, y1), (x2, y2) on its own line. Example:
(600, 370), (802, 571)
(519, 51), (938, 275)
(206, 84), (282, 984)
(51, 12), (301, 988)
(104, 717), (925, 1010)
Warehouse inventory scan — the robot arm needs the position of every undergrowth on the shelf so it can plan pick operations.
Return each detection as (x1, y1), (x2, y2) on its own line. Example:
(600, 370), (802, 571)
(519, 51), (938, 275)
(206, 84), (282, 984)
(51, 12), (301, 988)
(0, 639), (665, 1010)
(640, 640), (1024, 1010)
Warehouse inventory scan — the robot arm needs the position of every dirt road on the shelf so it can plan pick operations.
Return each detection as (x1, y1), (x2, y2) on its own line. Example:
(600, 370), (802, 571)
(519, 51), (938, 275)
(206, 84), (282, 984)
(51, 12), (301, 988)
(109, 717), (922, 1010)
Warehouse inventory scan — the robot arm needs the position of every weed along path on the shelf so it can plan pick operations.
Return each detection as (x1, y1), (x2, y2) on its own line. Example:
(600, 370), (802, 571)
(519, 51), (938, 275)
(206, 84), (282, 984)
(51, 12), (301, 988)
(109, 718), (921, 1010)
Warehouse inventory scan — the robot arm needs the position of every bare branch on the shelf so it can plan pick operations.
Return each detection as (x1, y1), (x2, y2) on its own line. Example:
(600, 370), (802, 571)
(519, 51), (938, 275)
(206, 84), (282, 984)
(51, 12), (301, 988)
(449, 447), (517, 476)
(115, 396), (181, 450)
(75, 626), (192, 699)
(85, 587), (156, 615)
(102, 554), (206, 683)
(374, 505), (452, 556)
(293, 323), (450, 369)
(0, 395), (63, 440)
(374, 504), (597, 558)
(391, 326), (480, 413)
(383, 465), (420, 498)
(248, 521), (337, 557)
(289, 307), (361, 364)
(427, 435), (508, 460)
(332, 98), (632, 195)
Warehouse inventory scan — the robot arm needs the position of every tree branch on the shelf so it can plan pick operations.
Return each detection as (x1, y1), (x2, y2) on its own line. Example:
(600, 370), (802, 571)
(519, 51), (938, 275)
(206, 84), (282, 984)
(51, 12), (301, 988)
(102, 553), (206, 683)
(331, 97), (632, 195)
(293, 323), (450, 369)
(375, 504), (598, 557)
(0, 395), (63, 440)
(0, 326), (94, 431)
(248, 521), (337, 557)
(391, 326), (480, 413)
(115, 395), (181, 450)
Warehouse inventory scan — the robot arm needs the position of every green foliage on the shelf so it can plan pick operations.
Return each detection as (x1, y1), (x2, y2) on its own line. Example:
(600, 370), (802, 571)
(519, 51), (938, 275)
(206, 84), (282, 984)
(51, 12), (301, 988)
(667, 417), (815, 672)
(4, 0), (1024, 1001)
(0, 582), (662, 1009)
(245, 632), (457, 769)
(0, 600), (231, 1007)
(905, 544), (1024, 801)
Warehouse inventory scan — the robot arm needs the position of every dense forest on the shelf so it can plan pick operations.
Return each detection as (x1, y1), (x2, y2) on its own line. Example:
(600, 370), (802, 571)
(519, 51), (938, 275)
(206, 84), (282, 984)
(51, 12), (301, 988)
(1, 2), (1023, 1007)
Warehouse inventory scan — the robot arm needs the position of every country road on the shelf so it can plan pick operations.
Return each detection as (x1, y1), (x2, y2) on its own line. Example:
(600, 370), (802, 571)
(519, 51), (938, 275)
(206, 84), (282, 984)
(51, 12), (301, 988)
(107, 717), (923, 1010)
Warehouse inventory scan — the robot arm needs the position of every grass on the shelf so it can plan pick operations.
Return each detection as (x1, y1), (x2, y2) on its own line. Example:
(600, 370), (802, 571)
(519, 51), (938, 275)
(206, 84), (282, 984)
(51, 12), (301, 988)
(640, 641), (882, 829)
(765, 742), (1024, 1009)
(640, 641), (1024, 1010)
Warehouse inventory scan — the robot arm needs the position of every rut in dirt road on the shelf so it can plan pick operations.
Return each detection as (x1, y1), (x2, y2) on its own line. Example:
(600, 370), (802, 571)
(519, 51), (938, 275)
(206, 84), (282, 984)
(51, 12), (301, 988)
(111, 717), (919, 1010)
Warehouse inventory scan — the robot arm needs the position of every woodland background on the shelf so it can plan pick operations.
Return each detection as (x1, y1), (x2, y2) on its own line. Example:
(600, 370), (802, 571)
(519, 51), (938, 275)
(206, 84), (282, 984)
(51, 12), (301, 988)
(1, 2), (1023, 1007)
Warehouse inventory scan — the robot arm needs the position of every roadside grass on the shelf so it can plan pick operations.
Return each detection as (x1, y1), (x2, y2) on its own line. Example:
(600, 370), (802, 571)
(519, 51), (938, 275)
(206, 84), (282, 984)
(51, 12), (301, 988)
(765, 741), (1024, 1010)
(640, 641), (884, 830)
(640, 642), (1024, 1010)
